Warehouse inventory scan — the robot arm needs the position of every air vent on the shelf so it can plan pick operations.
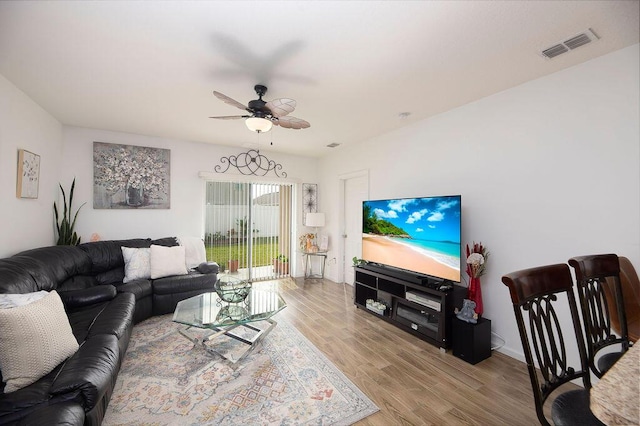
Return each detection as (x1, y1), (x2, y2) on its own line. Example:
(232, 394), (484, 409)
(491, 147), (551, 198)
(542, 44), (569, 59)
(326, 143), (340, 148)
(540, 29), (599, 59)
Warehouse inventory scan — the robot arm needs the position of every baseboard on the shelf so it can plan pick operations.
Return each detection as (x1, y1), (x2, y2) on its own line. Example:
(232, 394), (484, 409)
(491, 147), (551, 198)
(495, 345), (526, 363)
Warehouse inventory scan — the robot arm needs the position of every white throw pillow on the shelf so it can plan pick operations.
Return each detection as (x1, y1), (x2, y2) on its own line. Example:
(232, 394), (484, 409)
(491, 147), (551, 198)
(122, 247), (151, 283)
(0, 290), (49, 309)
(177, 236), (207, 269)
(0, 290), (79, 393)
(150, 245), (188, 279)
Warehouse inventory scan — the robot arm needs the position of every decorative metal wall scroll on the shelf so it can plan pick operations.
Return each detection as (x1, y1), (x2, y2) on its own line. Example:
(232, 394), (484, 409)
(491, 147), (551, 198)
(214, 149), (287, 178)
(302, 183), (317, 224)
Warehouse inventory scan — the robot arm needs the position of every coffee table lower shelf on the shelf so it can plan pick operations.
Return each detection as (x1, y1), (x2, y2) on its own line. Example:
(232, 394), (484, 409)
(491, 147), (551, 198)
(178, 318), (277, 363)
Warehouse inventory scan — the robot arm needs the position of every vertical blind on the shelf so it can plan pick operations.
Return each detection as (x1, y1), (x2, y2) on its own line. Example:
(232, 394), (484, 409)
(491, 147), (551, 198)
(204, 181), (292, 281)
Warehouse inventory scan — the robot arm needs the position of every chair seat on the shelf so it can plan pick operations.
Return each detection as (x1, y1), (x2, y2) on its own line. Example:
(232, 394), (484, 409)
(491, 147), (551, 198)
(551, 389), (605, 426)
(597, 351), (624, 376)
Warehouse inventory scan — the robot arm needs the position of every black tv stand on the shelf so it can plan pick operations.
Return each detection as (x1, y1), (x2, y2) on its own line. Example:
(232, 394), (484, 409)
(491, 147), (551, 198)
(359, 263), (446, 289)
(353, 266), (466, 349)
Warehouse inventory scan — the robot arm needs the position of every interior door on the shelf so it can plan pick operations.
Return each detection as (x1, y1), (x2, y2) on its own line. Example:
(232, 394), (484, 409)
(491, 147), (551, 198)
(342, 173), (369, 285)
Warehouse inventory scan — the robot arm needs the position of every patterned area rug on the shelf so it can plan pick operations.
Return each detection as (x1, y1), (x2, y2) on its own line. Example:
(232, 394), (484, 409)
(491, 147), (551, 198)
(103, 314), (378, 425)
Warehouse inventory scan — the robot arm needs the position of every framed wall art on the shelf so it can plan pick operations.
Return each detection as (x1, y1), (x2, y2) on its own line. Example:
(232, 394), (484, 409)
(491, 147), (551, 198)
(302, 183), (317, 225)
(93, 141), (171, 209)
(16, 149), (40, 199)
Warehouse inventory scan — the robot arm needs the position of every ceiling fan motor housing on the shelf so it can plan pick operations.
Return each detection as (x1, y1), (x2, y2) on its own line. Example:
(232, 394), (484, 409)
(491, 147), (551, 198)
(249, 85), (271, 116)
(248, 99), (269, 115)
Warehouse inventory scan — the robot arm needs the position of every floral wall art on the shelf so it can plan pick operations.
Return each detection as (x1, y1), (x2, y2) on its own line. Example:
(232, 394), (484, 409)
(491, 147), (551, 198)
(93, 142), (170, 209)
(16, 149), (40, 199)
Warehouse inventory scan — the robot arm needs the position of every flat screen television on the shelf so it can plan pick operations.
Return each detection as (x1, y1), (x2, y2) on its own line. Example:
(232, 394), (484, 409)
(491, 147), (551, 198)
(362, 195), (461, 283)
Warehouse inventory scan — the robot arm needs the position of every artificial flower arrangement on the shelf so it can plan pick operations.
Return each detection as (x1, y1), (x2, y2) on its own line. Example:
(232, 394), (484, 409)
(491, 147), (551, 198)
(299, 233), (315, 251)
(465, 241), (490, 317)
(466, 242), (489, 278)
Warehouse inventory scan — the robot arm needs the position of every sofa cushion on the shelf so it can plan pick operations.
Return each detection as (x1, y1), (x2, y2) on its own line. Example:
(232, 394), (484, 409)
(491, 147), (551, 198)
(94, 268), (126, 286)
(153, 272), (216, 295)
(79, 239), (151, 274)
(58, 275), (100, 291)
(115, 279), (153, 300)
(58, 285), (117, 310)
(152, 272), (216, 316)
(0, 257), (53, 293)
(150, 245), (188, 279)
(121, 247), (151, 283)
(0, 291), (79, 393)
(151, 236), (179, 247)
(178, 235), (207, 269)
(12, 246), (92, 288)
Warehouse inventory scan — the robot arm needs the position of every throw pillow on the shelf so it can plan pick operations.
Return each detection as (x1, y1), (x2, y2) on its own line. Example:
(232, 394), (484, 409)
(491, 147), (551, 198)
(0, 290), (49, 309)
(121, 247), (151, 283)
(177, 235), (207, 269)
(150, 244), (188, 279)
(0, 290), (79, 393)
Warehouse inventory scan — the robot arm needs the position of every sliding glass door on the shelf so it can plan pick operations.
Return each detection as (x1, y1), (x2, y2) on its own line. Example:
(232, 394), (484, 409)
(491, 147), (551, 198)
(204, 181), (292, 281)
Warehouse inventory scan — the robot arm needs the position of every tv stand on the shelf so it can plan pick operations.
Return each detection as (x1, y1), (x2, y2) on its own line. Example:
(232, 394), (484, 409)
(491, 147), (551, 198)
(358, 263), (447, 288)
(353, 266), (465, 349)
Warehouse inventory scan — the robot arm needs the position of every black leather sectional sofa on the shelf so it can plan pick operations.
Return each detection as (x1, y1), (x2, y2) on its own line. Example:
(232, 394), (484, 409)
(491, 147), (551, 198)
(0, 237), (218, 426)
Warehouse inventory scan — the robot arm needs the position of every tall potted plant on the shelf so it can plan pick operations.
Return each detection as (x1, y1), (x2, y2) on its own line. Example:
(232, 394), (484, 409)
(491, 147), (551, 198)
(54, 178), (85, 245)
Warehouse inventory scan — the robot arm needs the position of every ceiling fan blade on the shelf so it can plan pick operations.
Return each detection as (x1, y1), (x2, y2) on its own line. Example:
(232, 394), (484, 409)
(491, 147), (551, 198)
(265, 98), (296, 117)
(208, 115), (249, 120)
(213, 91), (249, 111)
(275, 116), (310, 129)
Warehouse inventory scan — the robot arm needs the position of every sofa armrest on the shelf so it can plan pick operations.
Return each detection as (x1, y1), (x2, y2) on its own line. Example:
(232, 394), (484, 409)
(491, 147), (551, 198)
(16, 401), (85, 426)
(196, 262), (219, 275)
(58, 285), (117, 310)
(50, 334), (119, 411)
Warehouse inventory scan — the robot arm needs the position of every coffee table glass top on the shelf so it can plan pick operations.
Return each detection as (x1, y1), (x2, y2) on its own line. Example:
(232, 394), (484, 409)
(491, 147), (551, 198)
(173, 285), (286, 329)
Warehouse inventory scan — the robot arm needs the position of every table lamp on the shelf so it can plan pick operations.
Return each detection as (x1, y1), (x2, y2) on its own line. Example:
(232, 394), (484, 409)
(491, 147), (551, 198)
(305, 212), (325, 250)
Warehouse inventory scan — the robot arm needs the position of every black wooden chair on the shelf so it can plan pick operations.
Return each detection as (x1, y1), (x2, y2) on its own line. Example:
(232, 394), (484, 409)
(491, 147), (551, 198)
(568, 254), (631, 378)
(502, 264), (604, 426)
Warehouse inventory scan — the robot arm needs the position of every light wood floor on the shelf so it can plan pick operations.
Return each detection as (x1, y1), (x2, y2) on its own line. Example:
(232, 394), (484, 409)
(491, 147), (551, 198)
(275, 277), (541, 426)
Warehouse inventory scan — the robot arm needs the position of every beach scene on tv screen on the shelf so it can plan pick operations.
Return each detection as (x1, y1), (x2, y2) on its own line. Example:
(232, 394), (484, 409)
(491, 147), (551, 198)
(362, 196), (461, 282)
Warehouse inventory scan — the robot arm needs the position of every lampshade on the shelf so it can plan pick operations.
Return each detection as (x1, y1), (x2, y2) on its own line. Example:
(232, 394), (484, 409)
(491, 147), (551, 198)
(305, 212), (325, 227)
(245, 117), (273, 133)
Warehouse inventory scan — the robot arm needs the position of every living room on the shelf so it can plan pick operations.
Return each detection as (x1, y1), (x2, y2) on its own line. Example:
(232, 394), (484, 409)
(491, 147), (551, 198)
(1, 1), (639, 425)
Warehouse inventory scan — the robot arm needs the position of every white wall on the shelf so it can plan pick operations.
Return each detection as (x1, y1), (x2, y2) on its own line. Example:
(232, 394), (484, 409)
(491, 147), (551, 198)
(319, 44), (640, 361)
(59, 127), (318, 272)
(0, 74), (63, 257)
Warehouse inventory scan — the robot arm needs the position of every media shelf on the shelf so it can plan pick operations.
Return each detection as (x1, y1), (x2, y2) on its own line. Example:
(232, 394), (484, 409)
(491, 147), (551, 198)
(354, 266), (466, 349)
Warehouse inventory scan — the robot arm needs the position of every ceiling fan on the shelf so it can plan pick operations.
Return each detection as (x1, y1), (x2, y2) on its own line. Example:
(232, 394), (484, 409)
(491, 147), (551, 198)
(209, 84), (310, 133)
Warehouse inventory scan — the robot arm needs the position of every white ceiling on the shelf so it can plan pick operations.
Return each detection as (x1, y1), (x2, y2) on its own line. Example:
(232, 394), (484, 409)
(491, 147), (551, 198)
(1, 1), (638, 157)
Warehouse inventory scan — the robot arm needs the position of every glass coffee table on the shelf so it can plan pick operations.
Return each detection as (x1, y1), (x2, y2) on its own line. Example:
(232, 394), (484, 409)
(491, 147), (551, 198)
(172, 284), (286, 363)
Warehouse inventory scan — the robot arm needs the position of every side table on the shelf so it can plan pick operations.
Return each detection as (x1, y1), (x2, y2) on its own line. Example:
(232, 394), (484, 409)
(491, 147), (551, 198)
(301, 251), (328, 279)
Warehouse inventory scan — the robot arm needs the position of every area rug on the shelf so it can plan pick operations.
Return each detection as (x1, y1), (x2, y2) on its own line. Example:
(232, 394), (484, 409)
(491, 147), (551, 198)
(103, 314), (378, 425)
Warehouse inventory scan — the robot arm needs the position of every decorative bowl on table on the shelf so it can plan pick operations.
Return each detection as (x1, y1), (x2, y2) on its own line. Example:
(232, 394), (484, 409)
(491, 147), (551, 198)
(216, 305), (249, 321)
(214, 275), (251, 303)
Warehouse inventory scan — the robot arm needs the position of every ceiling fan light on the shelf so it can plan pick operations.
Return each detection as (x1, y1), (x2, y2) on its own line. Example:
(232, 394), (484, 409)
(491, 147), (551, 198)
(245, 117), (273, 133)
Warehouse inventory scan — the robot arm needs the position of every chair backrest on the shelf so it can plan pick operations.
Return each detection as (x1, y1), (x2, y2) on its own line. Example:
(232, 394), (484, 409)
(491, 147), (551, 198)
(607, 256), (640, 342)
(568, 254), (630, 377)
(502, 263), (592, 426)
